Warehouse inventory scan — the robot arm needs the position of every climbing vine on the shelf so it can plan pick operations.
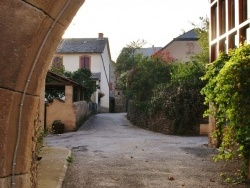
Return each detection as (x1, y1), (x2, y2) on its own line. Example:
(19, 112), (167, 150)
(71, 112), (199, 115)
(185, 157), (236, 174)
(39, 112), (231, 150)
(201, 43), (250, 181)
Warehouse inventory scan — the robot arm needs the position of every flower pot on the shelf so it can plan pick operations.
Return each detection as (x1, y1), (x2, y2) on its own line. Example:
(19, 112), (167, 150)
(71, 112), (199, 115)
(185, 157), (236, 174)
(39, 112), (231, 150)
(52, 120), (64, 134)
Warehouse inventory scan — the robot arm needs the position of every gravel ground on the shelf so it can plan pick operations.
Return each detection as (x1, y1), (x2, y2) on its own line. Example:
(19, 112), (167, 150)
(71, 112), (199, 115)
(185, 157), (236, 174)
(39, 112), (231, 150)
(45, 113), (249, 188)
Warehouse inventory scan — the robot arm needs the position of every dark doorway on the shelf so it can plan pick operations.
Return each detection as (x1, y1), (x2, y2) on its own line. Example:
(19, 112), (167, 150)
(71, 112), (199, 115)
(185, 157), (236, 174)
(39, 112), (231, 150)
(109, 97), (115, 113)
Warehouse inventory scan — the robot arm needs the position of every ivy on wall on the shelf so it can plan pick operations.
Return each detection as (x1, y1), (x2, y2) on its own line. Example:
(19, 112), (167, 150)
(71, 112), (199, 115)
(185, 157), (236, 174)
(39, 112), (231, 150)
(201, 43), (250, 182)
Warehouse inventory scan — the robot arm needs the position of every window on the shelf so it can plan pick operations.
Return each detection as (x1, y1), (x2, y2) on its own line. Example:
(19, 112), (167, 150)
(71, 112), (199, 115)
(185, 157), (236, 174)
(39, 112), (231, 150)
(239, 0), (250, 23)
(52, 56), (63, 67)
(211, 4), (217, 40)
(79, 56), (91, 70)
(219, 0), (226, 34)
(228, 0), (235, 30)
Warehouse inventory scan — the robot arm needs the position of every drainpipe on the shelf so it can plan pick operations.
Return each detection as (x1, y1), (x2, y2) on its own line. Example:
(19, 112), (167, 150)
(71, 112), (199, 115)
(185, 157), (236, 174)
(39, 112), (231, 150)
(11, 1), (71, 187)
(100, 53), (109, 86)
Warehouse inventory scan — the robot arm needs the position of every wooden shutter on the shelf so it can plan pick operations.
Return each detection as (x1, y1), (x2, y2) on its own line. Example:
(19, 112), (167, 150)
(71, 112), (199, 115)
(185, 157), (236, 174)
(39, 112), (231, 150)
(79, 56), (84, 69)
(84, 56), (90, 69)
(79, 56), (90, 69)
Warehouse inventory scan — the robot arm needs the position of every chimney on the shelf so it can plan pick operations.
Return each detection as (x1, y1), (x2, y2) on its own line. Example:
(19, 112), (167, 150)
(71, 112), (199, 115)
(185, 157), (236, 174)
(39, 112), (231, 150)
(98, 33), (104, 39)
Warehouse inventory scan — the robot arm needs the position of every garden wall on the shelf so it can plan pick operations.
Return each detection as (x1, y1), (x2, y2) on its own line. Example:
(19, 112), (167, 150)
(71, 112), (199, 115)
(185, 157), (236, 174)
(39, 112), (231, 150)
(127, 101), (201, 135)
(127, 102), (174, 135)
(46, 99), (94, 132)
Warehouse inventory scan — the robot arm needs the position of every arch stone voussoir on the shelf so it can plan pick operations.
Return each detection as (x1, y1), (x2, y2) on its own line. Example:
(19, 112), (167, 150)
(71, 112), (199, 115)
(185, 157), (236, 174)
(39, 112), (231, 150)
(0, 0), (85, 187)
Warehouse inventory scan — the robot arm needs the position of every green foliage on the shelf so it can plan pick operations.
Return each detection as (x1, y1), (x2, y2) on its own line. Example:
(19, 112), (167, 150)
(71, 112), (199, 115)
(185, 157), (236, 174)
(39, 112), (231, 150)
(49, 59), (65, 76)
(150, 62), (206, 134)
(46, 67), (97, 102)
(66, 155), (73, 163)
(115, 39), (146, 75)
(191, 17), (209, 64)
(126, 57), (171, 102)
(117, 18), (209, 135)
(45, 87), (65, 102)
(46, 60), (66, 101)
(67, 68), (99, 101)
(201, 43), (250, 181)
(37, 127), (48, 152)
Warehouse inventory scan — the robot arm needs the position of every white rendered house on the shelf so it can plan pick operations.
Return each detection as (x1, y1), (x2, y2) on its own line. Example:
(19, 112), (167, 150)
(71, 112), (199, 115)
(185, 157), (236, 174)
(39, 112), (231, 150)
(53, 33), (112, 112)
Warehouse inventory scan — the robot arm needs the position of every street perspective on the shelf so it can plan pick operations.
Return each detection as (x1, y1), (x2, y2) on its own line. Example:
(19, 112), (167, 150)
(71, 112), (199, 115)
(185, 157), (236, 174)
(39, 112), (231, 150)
(1, 1), (250, 188)
(45, 113), (248, 188)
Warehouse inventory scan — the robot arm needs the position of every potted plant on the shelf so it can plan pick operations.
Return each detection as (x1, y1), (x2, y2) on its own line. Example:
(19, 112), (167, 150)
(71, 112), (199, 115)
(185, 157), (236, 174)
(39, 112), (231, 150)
(52, 120), (64, 134)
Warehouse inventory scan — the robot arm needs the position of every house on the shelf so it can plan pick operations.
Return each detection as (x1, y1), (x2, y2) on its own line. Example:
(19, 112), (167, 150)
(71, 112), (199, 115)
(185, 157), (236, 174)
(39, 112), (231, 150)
(45, 71), (94, 132)
(53, 33), (112, 113)
(152, 29), (201, 62)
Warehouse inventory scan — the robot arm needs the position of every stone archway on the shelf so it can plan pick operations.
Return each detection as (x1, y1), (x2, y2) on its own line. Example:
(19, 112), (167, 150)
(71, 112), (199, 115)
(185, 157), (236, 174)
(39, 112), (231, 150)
(0, 0), (84, 187)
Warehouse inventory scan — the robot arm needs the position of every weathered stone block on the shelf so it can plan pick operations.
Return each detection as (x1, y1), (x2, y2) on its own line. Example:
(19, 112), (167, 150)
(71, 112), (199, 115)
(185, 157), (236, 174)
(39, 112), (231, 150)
(0, 1), (43, 91)
(0, 88), (39, 177)
(24, 0), (85, 26)
(0, 173), (32, 188)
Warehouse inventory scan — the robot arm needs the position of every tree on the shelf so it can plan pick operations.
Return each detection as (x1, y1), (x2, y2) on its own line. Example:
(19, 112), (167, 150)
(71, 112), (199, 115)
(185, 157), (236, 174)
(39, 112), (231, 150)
(152, 50), (176, 63)
(191, 16), (209, 64)
(68, 68), (98, 101)
(45, 59), (66, 101)
(126, 57), (171, 103)
(115, 39), (146, 75)
(117, 17), (209, 135)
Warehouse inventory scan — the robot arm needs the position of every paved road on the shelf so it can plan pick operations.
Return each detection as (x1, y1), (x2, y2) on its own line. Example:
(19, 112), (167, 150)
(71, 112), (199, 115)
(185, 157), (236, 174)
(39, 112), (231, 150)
(45, 113), (247, 188)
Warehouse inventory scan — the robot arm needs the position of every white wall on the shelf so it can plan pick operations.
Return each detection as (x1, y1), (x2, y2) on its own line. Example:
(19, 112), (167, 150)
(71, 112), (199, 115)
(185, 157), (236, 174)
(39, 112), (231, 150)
(98, 44), (110, 110)
(55, 43), (111, 111)
(62, 54), (81, 72)
(165, 41), (201, 62)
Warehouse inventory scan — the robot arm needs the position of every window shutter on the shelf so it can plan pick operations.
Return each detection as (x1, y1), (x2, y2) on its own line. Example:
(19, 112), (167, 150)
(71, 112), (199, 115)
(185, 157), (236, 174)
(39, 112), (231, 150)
(79, 56), (84, 69)
(84, 57), (90, 69)
(79, 56), (91, 69)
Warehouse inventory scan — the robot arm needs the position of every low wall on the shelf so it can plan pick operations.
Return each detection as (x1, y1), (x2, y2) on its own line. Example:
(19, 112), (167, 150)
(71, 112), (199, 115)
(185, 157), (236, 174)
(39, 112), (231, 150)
(74, 101), (95, 129)
(127, 101), (201, 135)
(115, 93), (127, 112)
(127, 102), (174, 135)
(46, 99), (94, 132)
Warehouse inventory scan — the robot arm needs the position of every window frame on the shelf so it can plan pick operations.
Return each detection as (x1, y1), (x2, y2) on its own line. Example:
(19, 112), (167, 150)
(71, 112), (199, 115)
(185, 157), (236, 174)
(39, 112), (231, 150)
(79, 55), (91, 70)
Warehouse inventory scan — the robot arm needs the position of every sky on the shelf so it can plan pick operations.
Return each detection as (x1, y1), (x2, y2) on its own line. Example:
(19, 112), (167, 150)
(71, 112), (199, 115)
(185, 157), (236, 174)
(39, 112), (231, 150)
(63, 0), (210, 61)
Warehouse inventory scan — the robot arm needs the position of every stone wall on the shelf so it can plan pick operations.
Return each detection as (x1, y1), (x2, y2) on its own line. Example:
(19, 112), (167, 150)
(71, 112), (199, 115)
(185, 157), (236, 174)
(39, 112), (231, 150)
(127, 102), (174, 135)
(74, 101), (94, 129)
(115, 90), (127, 112)
(46, 100), (94, 132)
(127, 101), (201, 135)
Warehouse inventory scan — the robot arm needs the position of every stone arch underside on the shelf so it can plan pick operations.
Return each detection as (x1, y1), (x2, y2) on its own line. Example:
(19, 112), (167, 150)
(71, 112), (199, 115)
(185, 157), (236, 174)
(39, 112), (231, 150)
(0, 0), (84, 187)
